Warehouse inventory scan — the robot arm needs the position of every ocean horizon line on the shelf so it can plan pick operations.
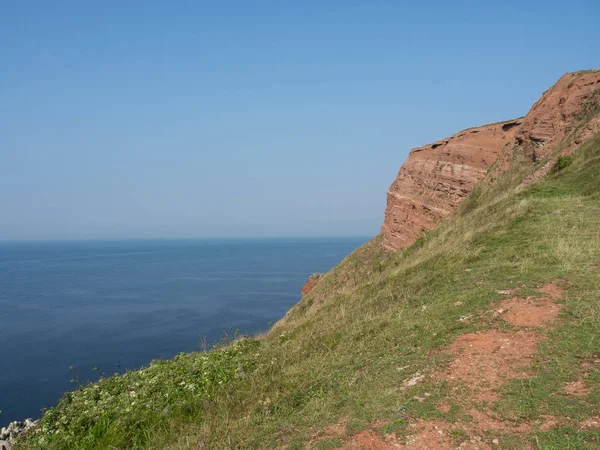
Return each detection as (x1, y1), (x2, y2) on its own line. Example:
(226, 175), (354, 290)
(0, 235), (373, 245)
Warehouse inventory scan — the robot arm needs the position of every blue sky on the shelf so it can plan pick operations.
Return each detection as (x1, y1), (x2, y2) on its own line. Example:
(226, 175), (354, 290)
(1, 0), (599, 240)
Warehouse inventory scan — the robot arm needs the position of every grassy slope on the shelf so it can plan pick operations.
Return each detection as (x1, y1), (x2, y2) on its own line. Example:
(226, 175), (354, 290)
(18, 129), (600, 449)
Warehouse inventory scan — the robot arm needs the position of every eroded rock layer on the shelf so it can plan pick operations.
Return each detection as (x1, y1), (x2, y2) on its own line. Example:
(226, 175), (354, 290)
(301, 273), (322, 297)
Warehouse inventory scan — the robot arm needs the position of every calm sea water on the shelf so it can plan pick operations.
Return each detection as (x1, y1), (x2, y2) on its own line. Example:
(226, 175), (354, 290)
(0, 237), (366, 424)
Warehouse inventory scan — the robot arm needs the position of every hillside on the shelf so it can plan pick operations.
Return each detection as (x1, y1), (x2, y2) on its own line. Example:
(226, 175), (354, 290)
(14, 70), (600, 450)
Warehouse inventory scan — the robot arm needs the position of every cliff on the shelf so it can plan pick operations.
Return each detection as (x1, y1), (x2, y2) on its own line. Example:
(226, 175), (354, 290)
(301, 273), (322, 297)
(381, 69), (600, 251)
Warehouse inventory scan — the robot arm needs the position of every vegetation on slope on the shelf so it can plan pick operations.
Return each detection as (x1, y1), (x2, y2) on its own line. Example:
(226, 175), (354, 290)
(18, 129), (600, 449)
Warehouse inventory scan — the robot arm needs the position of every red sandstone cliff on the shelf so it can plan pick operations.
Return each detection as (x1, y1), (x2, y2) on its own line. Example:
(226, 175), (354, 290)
(301, 273), (322, 297)
(381, 70), (600, 252)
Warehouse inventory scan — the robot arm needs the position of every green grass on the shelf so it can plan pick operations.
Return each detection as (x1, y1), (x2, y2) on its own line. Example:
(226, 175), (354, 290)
(17, 130), (600, 449)
(550, 155), (573, 174)
(535, 428), (600, 450)
(18, 339), (261, 449)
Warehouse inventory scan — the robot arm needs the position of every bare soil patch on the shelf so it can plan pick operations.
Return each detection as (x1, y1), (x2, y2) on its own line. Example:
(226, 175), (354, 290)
(563, 380), (592, 397)
(579, 417), (600, 429)
(308, 416), (347, 448)
(437, 400), (452, 414)
(498, 281), (563, 327)
(402, 420), (455, 450)
(499, 296), (561, 327)
(580, 355), (600, 374)
(537, 282), (564, 300)
(339, 430), (401, 449)
(539, 416), (560, 431)
(442, 330), (539, 403)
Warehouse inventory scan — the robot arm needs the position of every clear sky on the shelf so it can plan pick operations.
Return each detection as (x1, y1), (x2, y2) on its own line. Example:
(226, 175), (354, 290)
(1, 0), (599, 240)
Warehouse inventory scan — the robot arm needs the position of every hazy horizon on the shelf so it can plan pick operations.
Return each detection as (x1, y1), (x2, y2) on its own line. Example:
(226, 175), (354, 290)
(0, 235), (373, 244)
(2, 1), (599, 241)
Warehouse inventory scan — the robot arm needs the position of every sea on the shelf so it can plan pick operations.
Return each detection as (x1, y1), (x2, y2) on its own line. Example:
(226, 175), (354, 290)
(0, 237), (367, 424)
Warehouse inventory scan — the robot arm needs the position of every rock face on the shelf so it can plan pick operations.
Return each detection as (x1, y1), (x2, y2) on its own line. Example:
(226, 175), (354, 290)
(380, 119), (522, 251)
(381, 69), (600, 252)
(301, 273), (322, 297)
(0, 419), (37, 448)
(515, 70), (600, 161)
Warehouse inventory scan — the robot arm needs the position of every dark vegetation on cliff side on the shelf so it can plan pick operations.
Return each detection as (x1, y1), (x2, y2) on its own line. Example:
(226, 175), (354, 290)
(17, 105), (600, 449)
